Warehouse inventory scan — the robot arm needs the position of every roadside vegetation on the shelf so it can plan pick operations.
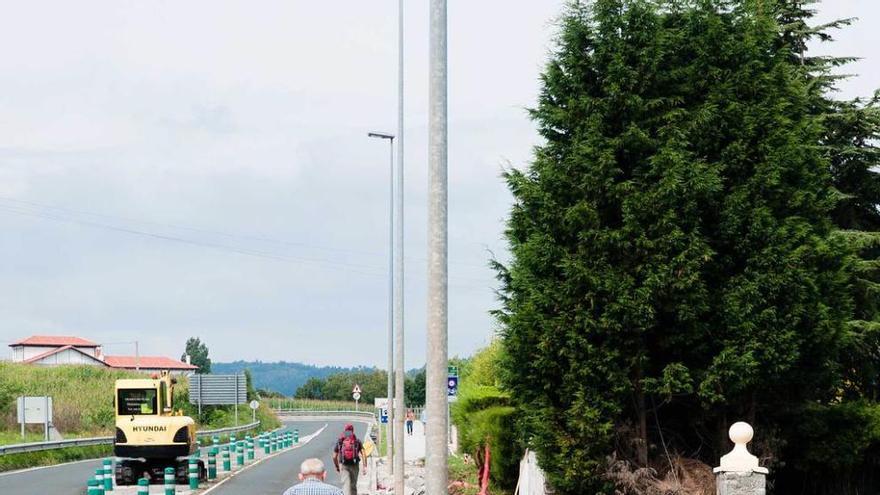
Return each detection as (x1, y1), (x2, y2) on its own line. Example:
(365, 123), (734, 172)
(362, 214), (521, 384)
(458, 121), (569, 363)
(292, 368), (427, 407)
(0, 363), (281, 472)
(485, 1), (880, 494)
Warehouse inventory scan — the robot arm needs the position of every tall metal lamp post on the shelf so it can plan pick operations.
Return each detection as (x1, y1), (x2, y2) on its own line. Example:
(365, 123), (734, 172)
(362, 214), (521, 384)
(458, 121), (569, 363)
(368, 130), (396, 475)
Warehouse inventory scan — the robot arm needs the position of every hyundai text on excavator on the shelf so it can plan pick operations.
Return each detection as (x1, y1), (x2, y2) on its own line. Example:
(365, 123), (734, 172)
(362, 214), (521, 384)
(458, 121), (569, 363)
(113, 370), (206, 484)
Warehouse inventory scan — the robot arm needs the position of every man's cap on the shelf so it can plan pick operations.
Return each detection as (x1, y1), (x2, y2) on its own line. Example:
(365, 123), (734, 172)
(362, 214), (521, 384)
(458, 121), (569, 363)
(344, 423), (354, 431)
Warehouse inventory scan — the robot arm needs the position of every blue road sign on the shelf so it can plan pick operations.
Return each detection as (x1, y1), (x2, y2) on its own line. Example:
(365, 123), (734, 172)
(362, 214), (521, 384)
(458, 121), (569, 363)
(380, 408), (389, 423)
(447, 376), (459, 397)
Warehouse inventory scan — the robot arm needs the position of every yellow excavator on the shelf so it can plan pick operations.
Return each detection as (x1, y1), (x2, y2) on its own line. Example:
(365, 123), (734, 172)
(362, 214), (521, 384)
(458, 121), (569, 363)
(113, 371), (206, 484)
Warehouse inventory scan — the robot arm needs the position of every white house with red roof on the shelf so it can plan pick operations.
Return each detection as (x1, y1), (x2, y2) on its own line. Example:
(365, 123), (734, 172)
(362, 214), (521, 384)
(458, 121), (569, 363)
(9, 335), (198, 375)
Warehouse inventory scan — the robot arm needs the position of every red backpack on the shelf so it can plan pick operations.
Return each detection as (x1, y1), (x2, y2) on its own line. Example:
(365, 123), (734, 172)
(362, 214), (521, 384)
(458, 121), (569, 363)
(338, 434), (360, 465)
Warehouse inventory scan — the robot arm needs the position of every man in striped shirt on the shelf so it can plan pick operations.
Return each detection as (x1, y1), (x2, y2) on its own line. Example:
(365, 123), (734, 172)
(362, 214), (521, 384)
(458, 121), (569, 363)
(282, 458), (343, 495)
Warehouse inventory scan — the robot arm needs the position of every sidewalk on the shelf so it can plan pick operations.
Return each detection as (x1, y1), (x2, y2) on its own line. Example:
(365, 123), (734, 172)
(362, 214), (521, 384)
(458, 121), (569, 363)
(404, 420), (426, 461)
(370, 420), (427, 495)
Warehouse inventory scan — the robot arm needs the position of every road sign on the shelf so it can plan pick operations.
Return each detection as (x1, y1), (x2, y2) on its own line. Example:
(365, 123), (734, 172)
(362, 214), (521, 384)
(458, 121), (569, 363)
(447, 376), (459, 397)
(380, 408), (389, 423)
(249, 400), (259, 410)
(448, 365), (458, 376)
(17, 396), (53, 424)
(353, 392), (362, 401)
(374, 397), (389, 408)
(352, 384), (362, 394)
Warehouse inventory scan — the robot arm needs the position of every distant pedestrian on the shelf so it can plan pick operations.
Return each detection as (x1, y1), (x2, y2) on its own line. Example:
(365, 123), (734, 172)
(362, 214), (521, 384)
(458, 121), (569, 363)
(332, 423), (366, 495)
(282, 458), (342, 495)
(406, 409), (415, 436)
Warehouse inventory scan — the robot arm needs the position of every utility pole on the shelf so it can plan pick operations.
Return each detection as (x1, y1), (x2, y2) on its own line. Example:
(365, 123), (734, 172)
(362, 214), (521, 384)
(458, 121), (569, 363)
(368, 130), (396, 475)
(425, 0), (448, 493)
(393, 0), (406, 492)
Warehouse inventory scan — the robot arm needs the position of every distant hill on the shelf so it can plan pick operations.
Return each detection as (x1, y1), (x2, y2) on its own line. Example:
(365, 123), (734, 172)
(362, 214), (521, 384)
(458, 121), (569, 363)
(212, 361), (365, 396)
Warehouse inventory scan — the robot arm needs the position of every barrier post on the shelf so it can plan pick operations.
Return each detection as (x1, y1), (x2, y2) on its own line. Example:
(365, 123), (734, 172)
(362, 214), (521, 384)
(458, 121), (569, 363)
(188, 456), (199, 489)
(95, 468), (105, 495)
(87, 478), (100, 495)
(137, 478), (149, 495)
(208, 448), (217, 479)
(222, 445), (231, 472)
(163, 467), (175, 495)
(263, 434), (270, 455)
(103, 459), (113, 491)
(236, 441), (244, 467)
(247, 437), (254, 460)
(294, 429), (299, 444)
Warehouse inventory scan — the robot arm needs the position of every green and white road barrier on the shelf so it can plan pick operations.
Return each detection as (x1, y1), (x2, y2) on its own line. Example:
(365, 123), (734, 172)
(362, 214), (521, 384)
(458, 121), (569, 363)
(137, 478), (149, 495)
(188, 456), (199, 490)
(95, 468), (105, 495)
(262, 434), (270, 455)
(103, 459), (113, 491)
(212, 435), (219, 447)
(294, 429), (299, 444)
(195, 440), (202, 457)
(246, 437), (254, 460)
(208, 448), (217, 480)
(88, 478), (101, 495)
(222, 445), (231, 472)
(236, 441), (244, 467)
(163, 467), (174, 495)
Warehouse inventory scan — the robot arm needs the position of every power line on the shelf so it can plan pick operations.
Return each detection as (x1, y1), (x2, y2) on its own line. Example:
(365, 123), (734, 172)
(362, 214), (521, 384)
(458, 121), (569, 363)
(0, 195), (494, 271)
(0, 201), (496, 287)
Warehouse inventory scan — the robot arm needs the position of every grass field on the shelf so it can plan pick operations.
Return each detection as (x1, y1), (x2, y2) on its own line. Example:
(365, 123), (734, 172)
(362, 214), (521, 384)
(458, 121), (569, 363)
(267, 397), (374, 412)
(0, 363), (282, 472)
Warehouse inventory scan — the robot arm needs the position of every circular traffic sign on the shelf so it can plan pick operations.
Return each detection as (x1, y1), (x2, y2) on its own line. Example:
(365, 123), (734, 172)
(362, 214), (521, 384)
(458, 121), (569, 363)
(353, 392), (362, 401)
(249, 400), (259, 410)
(448, 379), (456, 387)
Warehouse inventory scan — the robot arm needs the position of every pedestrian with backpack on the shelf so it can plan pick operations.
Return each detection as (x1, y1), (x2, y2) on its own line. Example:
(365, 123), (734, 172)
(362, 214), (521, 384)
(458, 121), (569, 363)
(332, 424), (366, 495)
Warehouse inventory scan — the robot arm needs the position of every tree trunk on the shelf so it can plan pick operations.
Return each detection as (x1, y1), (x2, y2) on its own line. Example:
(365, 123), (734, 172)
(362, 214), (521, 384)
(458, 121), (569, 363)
(635, 366), (648, 466)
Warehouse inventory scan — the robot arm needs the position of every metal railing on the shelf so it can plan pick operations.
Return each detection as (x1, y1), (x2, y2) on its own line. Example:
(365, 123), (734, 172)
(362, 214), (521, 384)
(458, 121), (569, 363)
(274, 409), (377, 421)
(0, 421), (261, 456)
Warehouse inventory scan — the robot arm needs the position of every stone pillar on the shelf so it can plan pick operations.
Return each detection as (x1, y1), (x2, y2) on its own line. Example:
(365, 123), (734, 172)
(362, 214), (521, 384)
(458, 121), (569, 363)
(714, 422), (768, 495)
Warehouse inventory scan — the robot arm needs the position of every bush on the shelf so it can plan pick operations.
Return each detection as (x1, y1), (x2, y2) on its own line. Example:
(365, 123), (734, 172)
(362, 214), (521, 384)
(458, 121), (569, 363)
(452, 343), (521, 489)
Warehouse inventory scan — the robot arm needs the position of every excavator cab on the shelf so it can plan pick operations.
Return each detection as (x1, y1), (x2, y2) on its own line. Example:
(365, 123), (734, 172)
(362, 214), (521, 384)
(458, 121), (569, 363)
(113, 371), (204, 484)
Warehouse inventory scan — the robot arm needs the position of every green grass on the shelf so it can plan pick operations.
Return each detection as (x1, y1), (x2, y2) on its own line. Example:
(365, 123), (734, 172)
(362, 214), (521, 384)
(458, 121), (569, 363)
(266, 398), (376, 412)
(0, 445), (112, 473)
(0, 363), (282, 472)
(447, 454), (514, 495)
(377, 423), (388, 457)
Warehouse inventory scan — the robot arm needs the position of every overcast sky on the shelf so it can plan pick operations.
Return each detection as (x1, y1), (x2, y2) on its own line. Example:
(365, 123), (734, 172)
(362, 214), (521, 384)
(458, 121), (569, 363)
(0, 1), (877, 367)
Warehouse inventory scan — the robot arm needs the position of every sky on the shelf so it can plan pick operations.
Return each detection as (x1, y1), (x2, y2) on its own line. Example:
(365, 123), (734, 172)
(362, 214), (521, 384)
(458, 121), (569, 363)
(0, 1), (878, 368)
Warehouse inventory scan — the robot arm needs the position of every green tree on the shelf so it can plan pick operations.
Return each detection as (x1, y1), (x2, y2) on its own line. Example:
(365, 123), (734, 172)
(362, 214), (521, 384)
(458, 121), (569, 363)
(405, 368), (426, 407)
(244, 368), (257, 401)
(294, 377), (327, 399)
(181, 337), (211, 374)
(496, 1), (857, 492)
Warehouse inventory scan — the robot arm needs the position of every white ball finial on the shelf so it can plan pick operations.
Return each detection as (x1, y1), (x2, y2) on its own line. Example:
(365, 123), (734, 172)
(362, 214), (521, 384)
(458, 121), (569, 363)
(729, 422), (754, 445)
(714, 421), (768, 474)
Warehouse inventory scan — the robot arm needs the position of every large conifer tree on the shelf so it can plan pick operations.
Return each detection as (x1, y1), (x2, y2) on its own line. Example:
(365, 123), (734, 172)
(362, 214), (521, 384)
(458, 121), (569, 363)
(497, 1), (858, 492)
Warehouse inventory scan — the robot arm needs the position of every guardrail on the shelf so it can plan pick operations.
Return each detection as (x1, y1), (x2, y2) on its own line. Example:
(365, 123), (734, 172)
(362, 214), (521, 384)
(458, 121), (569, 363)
(0, 421), (261, 456)
(274, 409), (377, 420)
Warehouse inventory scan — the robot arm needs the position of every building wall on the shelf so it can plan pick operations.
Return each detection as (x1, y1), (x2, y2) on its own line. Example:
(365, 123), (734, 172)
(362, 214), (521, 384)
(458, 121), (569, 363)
(12, 345), (99, 362)
(30, 348), (105, 366)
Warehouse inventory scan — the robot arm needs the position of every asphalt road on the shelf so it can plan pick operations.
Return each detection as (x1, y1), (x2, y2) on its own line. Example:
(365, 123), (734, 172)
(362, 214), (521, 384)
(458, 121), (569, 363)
(210, 419), (369, 495)
(0, 420), (334, 495)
